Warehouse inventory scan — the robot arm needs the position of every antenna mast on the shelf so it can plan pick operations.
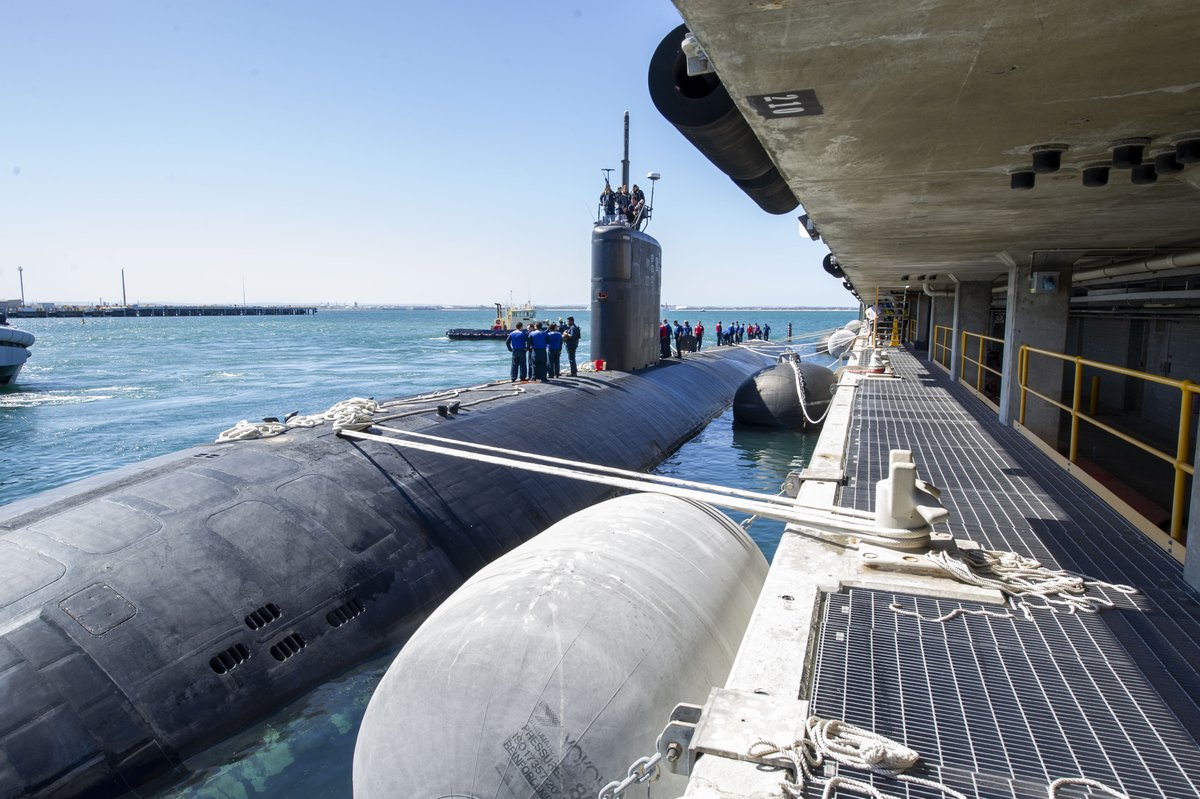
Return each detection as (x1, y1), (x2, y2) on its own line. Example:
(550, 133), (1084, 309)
(621, 111), (630, 189)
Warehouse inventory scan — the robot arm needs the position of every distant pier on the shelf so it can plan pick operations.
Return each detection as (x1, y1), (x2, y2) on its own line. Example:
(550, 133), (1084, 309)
(10, 305), (317, 318)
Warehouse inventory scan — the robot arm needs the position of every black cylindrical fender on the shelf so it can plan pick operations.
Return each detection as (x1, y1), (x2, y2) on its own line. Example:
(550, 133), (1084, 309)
(822, 253), (845, 278)
(648, 24), (799, 215)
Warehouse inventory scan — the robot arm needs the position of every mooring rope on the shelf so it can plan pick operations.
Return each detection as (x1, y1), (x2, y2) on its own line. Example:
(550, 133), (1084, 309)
(371, 425), (815, 514)
(1047, 777), (1131, 798)
(214, 386), (524, 443)
(922, 548), (1137, 621)
(746, 716), (1130, 799)
(748, 715), (968, 799)
(215, 397), (381, 442)
(341, 427), (934, 549)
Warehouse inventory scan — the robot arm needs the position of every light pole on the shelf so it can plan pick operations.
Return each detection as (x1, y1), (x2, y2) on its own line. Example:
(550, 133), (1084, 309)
(17, 266), (24, 306)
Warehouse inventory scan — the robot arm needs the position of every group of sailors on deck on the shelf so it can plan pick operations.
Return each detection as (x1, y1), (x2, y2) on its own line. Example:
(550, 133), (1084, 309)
(505, 318), (581, 383)
(599, 182), (646, 227)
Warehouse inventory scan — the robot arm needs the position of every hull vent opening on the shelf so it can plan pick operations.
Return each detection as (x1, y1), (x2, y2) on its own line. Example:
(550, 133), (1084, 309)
(209, 642), (251, 674)
(269, 632), (307, 662)
(244, 602), (283, 630)
(326, 598), (365, 628)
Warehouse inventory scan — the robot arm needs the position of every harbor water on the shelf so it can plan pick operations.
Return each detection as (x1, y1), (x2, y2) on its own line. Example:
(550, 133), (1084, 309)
(0, 307), (852, 798)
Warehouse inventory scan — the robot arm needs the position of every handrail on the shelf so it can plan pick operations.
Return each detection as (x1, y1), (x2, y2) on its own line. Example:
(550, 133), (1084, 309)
(960, 330), (1004, 402)
(932, 324), (952, 369)
(1018, 344), (1198, 542)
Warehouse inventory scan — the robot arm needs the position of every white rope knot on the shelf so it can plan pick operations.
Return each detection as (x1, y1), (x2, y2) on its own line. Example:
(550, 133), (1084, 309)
(323, 397), (379, 432)
(215, 419), (288, 442)
(748, 716), (966, 799)
(924, 547), (1137, 619)
(807, 717), (919, 776)
(216, 397), (379, 442)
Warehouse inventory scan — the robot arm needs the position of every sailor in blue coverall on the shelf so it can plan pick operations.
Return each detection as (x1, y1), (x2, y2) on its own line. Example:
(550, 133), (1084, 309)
(528, 323), (550, 383)
(506, 322), (529, 382)
(547, 324), (564, 378)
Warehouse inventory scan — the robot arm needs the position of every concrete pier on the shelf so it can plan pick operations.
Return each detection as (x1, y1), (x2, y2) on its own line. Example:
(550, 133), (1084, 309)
(681, 346), (1200, 799)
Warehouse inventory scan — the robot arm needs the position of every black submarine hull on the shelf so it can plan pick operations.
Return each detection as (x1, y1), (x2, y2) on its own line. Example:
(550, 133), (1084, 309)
(0, 350), (765, 799)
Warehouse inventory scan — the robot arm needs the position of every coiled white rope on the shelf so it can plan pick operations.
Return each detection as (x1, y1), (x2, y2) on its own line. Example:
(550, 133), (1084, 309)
(214, 419), (289, 442)
(214, 385), (525, 443)
(215, 397), (380, 442)
(294, 397), (380, 432)
(748, 717), (1133, 799)
(923, 548), (1137, 621)
(889, 547), (1137, 623)
(748, 715), (968, 799)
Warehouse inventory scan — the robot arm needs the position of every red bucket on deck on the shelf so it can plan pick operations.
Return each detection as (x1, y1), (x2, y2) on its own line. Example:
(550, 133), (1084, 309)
(593, 359), (605, 371)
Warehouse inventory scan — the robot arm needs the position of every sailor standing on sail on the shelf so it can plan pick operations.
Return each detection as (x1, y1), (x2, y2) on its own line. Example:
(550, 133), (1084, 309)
(506, 322), (529, 382)
(600, 185), (617, 223)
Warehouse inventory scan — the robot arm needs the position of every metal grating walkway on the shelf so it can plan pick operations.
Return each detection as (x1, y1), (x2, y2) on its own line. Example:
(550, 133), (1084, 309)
(808, 349), (1200, 799)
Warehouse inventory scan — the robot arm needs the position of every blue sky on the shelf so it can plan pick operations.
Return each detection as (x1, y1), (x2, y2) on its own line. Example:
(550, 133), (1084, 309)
(0, 1), (847, 308)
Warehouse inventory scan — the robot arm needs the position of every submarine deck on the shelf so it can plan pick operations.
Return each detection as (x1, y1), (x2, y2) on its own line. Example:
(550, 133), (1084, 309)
(687, 347), (1200, 799)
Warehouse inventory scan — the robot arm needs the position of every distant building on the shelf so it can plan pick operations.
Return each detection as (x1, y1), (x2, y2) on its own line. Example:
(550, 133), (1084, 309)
(2, 299), (22, 314)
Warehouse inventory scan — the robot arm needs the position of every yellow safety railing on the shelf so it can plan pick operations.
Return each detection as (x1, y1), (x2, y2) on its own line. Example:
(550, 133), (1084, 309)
(960, 330), (1004, 407)
(1018, 345), (1198, 543)
(907, 317), (917, 343)
(932, 325), (952, 370)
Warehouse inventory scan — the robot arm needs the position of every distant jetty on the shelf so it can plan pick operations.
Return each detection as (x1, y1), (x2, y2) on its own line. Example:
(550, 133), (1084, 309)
(10, 304), (317, 318)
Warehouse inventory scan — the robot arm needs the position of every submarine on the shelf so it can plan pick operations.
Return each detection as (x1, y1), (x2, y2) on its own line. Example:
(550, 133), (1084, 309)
(0, 128), (769, 799)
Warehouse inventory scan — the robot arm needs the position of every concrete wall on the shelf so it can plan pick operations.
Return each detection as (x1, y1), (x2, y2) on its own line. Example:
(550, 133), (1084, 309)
(929, 292), (955, 366)
(999, 257), (1070, 441)
(951, 281), (993, 382)
(914, 293), (931, 349)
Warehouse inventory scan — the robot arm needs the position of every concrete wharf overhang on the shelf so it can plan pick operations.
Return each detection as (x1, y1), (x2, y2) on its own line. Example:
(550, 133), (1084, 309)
(670, 0), (1200, 300)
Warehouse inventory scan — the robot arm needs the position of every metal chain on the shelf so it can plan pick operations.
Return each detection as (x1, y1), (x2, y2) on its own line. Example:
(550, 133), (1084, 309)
(740, 486), (789, 530)
(597, 751), (662, 799)
(789, 358), (833, 427)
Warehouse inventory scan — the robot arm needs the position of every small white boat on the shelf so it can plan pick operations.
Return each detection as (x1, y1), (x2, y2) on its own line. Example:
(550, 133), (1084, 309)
(0, 316), (35, 385)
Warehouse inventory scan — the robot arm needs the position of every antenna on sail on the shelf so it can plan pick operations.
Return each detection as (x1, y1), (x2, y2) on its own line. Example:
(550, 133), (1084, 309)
(642, 172), (661, 232)
(621, 111), (630, 190)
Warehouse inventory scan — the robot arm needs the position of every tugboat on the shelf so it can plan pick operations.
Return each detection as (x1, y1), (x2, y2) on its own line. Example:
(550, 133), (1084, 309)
(445, 300), (537, 340)
(0, 312), (34, 385)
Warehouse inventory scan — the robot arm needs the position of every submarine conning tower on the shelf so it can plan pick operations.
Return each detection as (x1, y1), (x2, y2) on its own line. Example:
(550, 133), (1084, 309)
(590, 224), (662, 371)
